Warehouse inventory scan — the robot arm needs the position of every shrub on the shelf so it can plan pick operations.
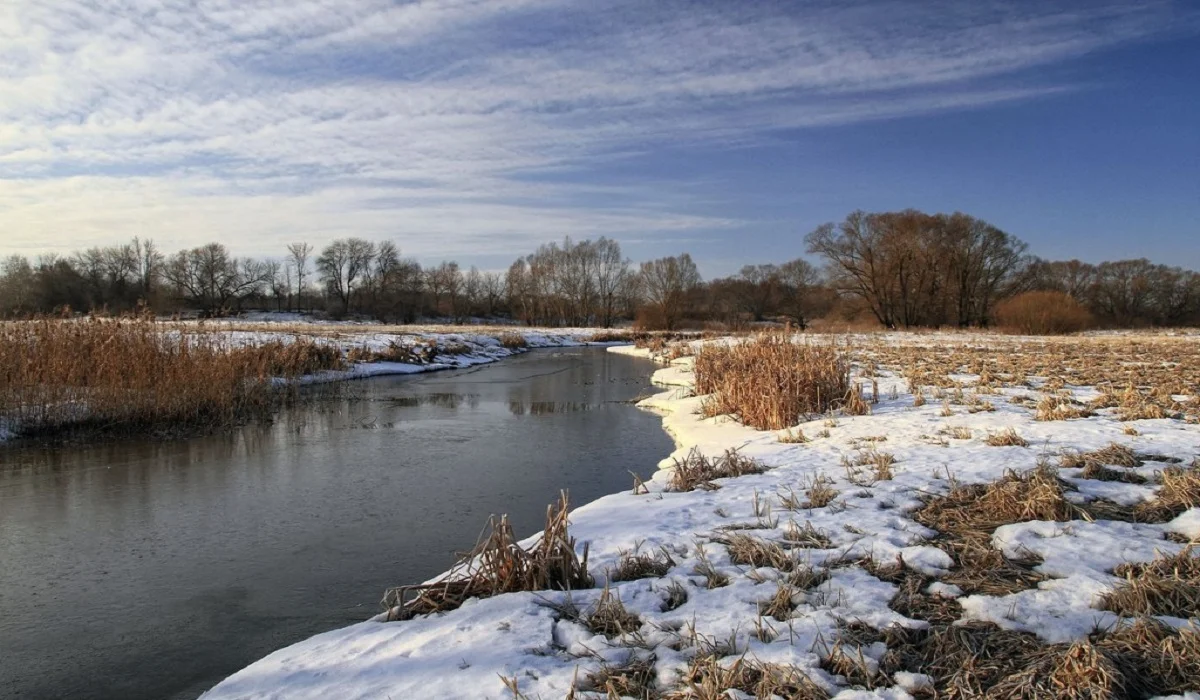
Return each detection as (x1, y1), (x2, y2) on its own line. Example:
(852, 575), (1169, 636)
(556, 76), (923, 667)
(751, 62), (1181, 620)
(695, 333), (849, 430)
(993, 291), (1093, 335)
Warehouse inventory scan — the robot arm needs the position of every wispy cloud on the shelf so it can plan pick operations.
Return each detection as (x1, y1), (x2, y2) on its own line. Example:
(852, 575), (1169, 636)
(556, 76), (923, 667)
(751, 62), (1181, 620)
(0, 0), (1194, 259)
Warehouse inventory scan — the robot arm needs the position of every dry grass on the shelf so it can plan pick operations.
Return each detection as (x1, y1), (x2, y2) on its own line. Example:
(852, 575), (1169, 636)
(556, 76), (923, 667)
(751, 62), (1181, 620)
(665, 448), (768, 492)
(910, 470), (1069, 596)
(382, 492), (592, 621)
(580, 653), (657, 698)
(496, 331), (528, 349)
(0, 317), (345, 439)
(1139, 463), (1200, 521)
(778, 428), (810, 444)
(866, 617), (1200, 699)
(984, 428), (1029, 447)
(861, 556), (964, 626)
(584, 587), (643, 638)
(694, 333), (849, 430)
(917, 465), (1085, 530)
(610, 547), (677, 582)
(804, 474), (839, 509)
(712, 533), (796, 572)
(663, 656), (828, 700)
(757, 583), (800, 621)
(1101, 547), (1200, 618)
(1035, 394), (1096, 421)
(783, 520), (832, 549)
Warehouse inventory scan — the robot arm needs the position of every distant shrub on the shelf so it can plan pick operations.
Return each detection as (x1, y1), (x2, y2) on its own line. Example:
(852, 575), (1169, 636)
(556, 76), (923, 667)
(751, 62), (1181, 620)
(993, 291), (1093, 335)
(633, 305), (668, 331)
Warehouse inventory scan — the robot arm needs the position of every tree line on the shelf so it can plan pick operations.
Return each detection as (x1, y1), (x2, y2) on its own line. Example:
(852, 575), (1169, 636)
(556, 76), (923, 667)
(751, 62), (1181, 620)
(1, 209), (1197, 329)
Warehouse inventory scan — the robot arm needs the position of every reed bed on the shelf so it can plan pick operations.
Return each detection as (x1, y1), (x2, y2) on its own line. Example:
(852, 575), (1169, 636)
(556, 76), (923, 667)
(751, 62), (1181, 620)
(0, 318), (343, 439)
(382, 492), (592, 622)
(694, 333), (849, 430)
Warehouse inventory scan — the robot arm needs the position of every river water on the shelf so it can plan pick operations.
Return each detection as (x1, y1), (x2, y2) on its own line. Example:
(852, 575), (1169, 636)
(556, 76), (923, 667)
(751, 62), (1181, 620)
(0, 347), (672, 700)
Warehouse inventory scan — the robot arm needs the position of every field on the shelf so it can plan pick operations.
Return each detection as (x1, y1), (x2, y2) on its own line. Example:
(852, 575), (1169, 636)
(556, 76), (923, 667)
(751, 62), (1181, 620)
(203, 330), (1200, 699)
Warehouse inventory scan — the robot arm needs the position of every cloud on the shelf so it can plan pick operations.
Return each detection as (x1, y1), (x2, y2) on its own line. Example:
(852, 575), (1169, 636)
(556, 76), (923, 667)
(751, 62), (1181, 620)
(0, 0), (1194, 259)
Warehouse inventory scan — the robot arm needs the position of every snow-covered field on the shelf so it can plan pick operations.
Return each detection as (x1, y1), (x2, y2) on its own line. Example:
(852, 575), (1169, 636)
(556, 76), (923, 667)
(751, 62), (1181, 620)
(203, 333), (1200, 700)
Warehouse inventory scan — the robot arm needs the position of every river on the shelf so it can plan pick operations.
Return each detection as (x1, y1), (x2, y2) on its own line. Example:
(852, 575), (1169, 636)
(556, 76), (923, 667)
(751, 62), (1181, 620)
(0, 347), (672, 700)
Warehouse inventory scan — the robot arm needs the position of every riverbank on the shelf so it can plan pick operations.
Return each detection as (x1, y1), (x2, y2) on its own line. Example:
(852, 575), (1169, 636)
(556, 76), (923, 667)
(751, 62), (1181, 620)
(200, 331), (1200, 699)
(0, 321), (625, 444)
(0, 347), (672, 700)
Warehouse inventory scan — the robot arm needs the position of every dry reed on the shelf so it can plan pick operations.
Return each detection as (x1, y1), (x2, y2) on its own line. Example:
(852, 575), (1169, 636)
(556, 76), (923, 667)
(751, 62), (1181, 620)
(694, 333), (849, 431)
(0, 317), (343, 438)
(382, 492), (592, 621)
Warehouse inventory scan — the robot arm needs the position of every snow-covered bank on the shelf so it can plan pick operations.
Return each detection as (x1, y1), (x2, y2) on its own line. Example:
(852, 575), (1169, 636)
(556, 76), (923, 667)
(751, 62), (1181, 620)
(203, 334), (1200, 699)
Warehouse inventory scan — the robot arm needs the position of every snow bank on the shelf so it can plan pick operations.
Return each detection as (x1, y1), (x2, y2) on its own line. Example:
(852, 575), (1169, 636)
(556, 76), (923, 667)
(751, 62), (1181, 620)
(189, 336), (1200, 698)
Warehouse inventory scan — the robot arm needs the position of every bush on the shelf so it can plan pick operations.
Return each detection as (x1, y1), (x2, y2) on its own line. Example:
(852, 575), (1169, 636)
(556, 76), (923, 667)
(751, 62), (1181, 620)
(694, 333), (849, 430)
(993, 291), (1093, 335)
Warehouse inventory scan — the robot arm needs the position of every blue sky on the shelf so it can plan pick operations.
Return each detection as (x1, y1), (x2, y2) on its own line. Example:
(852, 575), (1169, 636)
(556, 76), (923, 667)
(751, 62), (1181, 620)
(1, 0), (1197, 277)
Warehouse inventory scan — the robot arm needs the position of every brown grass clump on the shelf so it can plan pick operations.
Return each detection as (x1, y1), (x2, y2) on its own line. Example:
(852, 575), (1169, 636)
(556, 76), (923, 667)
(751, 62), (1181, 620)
(585, 587), (643, 638)
(758, 583), (800, 621)
(984, 428), (1029, 447)
(861, 556), (963, 626)
(664, 656), (828, 700)
(496, 331), (528, 349)
(778, 428), (810, 444)
(581, 653), (657, 698)
(918, 466), (1085, 531)
(1101, 547), (1200, 618)
(993, 291), (1093, 335)
(783, 520), (832, 549)
(873, 618), (1200, 699)
(665, 448), (768, 492)
(611, 547), (677, 582)
(1138, 463), (1200, 521)
(712, 533), (796, 572)
(0, 318), (345, 439)
(694, 333), (849, 431)
(382, 492), (592, 621)
(1035, 394), (1095, 421)
(910, 469), (1076, 596)
(804, 474), (839, 509)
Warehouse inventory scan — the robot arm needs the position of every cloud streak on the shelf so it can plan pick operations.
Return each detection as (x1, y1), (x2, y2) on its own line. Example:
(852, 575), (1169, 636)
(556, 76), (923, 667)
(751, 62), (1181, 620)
(0, 0), (1195, 260)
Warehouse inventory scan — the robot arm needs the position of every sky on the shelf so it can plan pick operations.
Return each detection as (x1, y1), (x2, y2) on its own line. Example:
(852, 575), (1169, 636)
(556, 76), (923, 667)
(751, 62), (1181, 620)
(1, 0), (1198, 278)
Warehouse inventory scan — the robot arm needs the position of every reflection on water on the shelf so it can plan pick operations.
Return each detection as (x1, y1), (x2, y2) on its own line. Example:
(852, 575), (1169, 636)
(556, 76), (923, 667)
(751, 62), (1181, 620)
(0, 348), (672, 700)
(509, 401), (597, 415)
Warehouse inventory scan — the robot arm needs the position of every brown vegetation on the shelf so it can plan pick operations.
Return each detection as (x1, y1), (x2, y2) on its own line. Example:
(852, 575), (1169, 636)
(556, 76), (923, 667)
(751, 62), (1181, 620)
(0, 318), (344, 439)
(993, 290), (1093, 335)
(665, 448), (768, 492)
(695, 334), (849, 430)
(382, 492), (592, 621)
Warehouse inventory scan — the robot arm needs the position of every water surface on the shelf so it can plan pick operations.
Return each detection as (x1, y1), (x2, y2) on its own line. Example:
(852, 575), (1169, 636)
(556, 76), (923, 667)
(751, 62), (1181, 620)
(0, 348), (672, 700)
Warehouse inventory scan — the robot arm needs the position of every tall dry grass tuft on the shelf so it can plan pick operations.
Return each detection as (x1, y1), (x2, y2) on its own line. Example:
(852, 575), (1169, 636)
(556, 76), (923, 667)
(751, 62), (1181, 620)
(0, 318), (344, 438)
(694, 333), (849, 431)
(382, 492), (592, 621)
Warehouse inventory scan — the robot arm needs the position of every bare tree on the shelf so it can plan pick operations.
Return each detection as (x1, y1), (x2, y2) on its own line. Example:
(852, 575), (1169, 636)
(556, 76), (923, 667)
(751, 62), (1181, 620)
(286, 242), (313, 312)
(316, 238), (375, 314)
(639, 254), (701, 330)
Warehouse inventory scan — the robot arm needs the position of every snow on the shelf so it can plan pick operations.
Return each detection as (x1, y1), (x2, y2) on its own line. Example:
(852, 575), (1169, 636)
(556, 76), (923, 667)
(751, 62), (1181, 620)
(203, 336), (1200, 698)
